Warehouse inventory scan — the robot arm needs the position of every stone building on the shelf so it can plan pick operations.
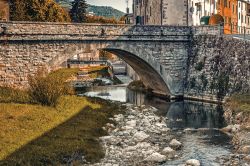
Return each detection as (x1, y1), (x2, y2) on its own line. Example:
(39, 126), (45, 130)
(0, 0), (9, 21)
(133, 0), (188, 26)
(237, 0), (250, 34)
(188, 0), (218, 26)
(217, 0), (238, 34)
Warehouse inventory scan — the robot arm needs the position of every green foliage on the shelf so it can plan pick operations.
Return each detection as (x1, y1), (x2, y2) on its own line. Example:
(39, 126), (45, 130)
(10, 0), (71, 22)
(87, 5), (125, 20)
(70, 0), (88, 22)
(28, 68), (76, 106)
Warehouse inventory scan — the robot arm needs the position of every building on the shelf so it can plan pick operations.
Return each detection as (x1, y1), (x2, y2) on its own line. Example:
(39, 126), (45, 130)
(133, 0), (188, 26)
(0, 0), (9, 21)
(188, 0), (218, 26)
(238, 0), (250, 34)
(217, 0), (238, 34)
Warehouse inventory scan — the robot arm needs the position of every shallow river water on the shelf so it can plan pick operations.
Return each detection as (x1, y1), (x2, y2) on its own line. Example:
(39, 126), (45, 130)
(83, 85), (233, 165)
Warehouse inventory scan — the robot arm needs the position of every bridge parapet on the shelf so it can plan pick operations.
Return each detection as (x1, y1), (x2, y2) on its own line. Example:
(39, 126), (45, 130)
(0, 22), (194, 41)
(0, 22), (221, 41)
(0, 21), (190, 36)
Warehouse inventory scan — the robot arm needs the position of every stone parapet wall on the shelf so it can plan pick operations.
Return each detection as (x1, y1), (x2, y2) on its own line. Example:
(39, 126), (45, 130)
(0, 21), (220, 37)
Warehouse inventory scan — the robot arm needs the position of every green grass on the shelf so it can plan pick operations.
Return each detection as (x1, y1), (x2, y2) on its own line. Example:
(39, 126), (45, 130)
(227, 94), (250, 113)
(0, 96), (122, 165)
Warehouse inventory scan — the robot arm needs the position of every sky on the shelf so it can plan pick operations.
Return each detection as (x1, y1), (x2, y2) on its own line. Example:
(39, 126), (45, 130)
(86, 0), (132, 13)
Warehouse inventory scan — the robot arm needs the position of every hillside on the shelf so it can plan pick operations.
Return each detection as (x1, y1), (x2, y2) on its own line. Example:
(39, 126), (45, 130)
(56, 0), (125, 19)
(87, 5), (125, 19)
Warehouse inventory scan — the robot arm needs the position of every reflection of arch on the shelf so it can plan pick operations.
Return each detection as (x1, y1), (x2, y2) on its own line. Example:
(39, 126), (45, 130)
(102, 48), (171, 96)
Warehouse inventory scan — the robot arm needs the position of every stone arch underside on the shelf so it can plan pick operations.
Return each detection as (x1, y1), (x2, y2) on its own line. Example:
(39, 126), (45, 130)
(103, 48), (171, 96)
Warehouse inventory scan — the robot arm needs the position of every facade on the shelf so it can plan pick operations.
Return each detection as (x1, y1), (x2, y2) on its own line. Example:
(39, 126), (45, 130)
(133, 0), (161, 25)
(238, 0), (250, 34)
(162, 0), (188, 26)
(133, 0), (188, 26)
(0, 0), (9, 21)
(217, 0), (238, 34)
(188, 0), (218, 26)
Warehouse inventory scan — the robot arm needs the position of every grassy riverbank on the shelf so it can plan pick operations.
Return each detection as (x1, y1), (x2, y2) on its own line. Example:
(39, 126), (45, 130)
(0, 96), (122, 165)
(0, 67), (122, 165)
(224, 94), (250, 154)
(226, 94), (250, 114)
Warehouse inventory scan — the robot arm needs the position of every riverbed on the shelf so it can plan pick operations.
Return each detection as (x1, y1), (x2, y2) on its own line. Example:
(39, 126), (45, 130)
(82, 85), (234, 165)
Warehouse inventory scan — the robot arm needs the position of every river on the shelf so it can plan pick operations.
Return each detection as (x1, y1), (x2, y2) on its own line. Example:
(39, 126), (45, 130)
(82, 85), (232, 165)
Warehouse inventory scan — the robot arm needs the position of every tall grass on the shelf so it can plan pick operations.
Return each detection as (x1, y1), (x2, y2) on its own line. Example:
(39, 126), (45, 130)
(0, 87), (30, 103)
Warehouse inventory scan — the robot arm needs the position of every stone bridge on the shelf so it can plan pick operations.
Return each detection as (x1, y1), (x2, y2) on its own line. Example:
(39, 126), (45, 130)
(2, 21), (246, 100)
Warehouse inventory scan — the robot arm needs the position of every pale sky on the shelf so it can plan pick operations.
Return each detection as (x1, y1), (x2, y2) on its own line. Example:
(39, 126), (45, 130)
(86, 0), (132, 13)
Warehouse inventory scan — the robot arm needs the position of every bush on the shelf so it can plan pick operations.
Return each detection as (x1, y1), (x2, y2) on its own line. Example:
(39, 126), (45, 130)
(28, 68), (74, 106)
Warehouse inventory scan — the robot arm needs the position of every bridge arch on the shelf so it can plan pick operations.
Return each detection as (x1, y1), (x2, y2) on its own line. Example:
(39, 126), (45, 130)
(102, 48), (171, 96)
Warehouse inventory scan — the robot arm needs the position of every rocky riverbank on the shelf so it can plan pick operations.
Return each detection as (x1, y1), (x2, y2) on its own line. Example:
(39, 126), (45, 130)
(220, 95), (250, 165)
(90, 103), (201, 166)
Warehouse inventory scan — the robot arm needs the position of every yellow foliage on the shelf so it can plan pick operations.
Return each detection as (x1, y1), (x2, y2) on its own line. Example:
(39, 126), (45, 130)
(10, 0), (71, 22)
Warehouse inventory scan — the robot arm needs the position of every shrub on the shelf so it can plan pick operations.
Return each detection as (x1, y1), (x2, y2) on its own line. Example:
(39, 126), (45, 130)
(28, 68), (74, 106)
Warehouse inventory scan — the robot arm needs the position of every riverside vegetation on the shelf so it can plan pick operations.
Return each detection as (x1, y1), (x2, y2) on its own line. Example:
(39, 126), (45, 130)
(220, 94), (250, 164)
(0, 67), (123, 165)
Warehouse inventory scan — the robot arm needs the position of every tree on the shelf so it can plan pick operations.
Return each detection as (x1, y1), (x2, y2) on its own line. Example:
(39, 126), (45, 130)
(70, 0), (88, 22)
(10, 0), (71, 22)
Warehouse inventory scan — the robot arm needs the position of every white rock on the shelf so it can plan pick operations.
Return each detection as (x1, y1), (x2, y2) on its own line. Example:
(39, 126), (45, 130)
(135, 142), (151, 149)
(144, 152), (166, 162)
(169, 139), (182, 149)
(126, 120), (137, 127)
(186, 159), (201, 166)
(155, 122), (167, 128)
(127, 115), (135, 119)
(162, 147), (175, 158)
(114, 114), (124, 122)
(122, 126), (134, 130)
(133, 131), (149, 142)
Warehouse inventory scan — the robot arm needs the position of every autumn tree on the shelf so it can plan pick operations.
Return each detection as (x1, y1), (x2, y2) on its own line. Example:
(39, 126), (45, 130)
(10, 0), (71, 22)
(70, 0), (88, 22)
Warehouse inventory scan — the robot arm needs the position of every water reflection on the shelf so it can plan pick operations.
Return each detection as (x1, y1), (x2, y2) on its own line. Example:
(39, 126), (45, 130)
(83, 86), (226, 129)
